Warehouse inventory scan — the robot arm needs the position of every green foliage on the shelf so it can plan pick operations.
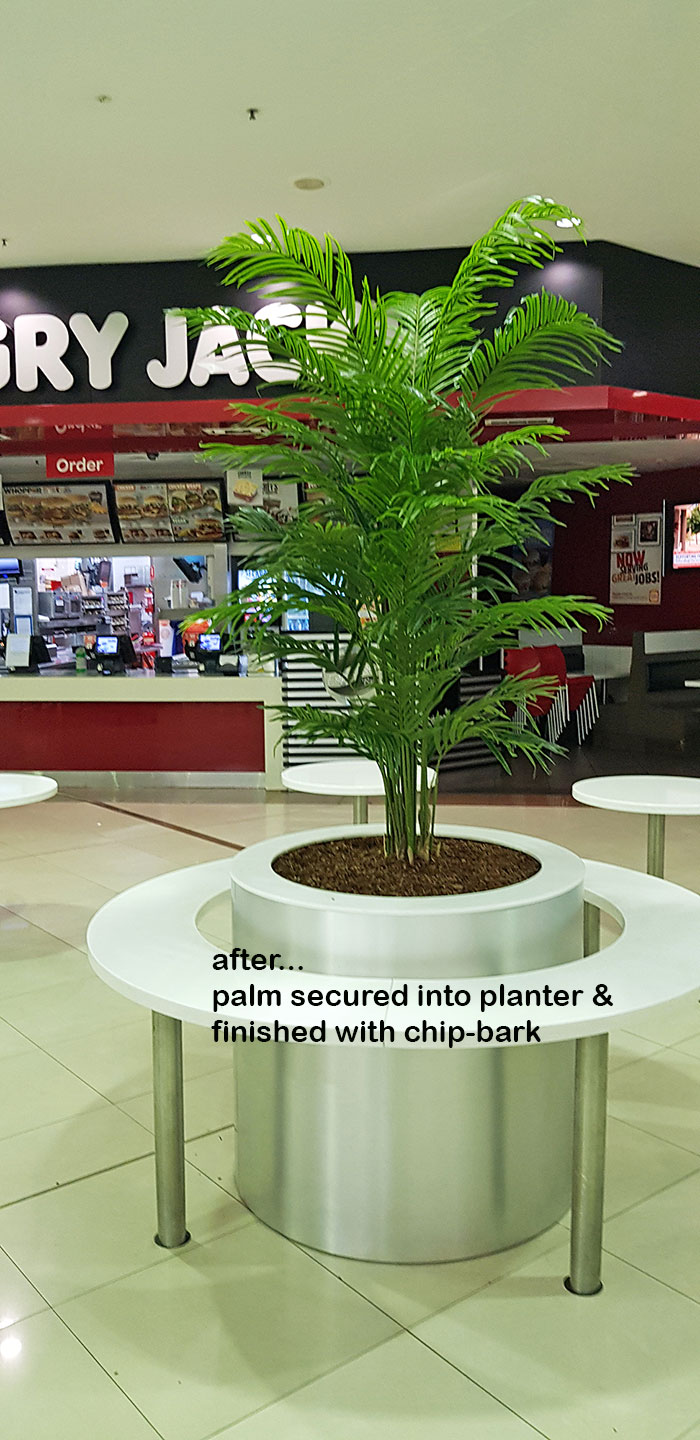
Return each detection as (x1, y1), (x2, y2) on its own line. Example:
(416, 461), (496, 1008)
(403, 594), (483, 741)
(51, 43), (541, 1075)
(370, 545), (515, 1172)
(183, 198), (633, 863)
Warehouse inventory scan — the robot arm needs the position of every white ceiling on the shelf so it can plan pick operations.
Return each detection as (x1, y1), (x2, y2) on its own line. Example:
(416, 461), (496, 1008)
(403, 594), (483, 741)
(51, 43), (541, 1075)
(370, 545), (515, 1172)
(3, 0), (700, 269)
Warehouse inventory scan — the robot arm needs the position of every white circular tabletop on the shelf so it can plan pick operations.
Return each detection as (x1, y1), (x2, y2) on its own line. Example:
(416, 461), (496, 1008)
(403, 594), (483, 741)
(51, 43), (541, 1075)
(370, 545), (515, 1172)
(282, 760), (436, 797)
(87, 851), (700, 1046)
(572, 774), (700, 816)
(0, 774), (58, 810)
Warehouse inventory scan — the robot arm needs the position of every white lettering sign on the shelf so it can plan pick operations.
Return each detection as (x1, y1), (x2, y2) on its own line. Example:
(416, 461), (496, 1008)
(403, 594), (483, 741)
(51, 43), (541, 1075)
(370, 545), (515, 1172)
(54, 456), (105, 474)
(68, 312), (129, 388)
(14, 314), (74, 391)
(0, 303), (346, 392)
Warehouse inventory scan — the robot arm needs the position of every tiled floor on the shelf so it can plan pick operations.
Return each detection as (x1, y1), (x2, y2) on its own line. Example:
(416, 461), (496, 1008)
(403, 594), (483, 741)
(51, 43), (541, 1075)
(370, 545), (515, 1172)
(0, 783), (699, 1439)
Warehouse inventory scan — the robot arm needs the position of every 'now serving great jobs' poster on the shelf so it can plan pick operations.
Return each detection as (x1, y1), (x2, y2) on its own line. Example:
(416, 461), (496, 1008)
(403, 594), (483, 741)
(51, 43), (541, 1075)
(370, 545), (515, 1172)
(609, 512), (663, 605)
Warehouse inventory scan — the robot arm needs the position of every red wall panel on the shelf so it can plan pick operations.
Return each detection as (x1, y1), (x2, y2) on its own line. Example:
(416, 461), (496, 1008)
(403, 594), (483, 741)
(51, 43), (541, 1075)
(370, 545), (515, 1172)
(0, 701), (265, 772)
(552, 468), (700, 644)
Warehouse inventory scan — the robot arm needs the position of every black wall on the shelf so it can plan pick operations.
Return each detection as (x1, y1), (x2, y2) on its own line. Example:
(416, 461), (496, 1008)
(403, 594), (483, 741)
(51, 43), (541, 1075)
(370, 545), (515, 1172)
(1, 238), (699, 406)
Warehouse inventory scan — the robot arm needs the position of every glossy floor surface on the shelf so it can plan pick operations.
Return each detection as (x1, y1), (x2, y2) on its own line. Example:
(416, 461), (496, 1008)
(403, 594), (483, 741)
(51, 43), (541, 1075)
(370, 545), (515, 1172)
(0, 781), (699, 1439)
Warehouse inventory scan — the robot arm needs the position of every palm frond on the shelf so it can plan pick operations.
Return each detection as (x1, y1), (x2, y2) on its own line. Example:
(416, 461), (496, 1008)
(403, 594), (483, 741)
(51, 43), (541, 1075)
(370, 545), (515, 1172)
(460, 292), (621, 412)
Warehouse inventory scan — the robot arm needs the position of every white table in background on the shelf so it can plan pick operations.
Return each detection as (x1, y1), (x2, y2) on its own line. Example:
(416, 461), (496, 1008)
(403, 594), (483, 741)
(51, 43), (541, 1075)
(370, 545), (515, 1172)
(572, 774), (700, 877)
(88, 853), (700, 1296)
(281, 759), (436, 824)
(0, 774), (57, 809)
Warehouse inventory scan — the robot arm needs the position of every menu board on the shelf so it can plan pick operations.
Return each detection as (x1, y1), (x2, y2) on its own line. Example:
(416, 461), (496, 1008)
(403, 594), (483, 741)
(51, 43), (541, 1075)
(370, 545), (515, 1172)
(3, 483), (115, 546)
(113, 483), (174, 543)
(262, 478), (299, 526)
(113, 482), (225, 543)
(167, 482), (225, 542)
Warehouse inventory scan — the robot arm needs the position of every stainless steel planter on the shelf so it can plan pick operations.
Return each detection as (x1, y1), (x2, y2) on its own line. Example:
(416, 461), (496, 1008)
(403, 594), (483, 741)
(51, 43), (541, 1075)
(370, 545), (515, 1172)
(231, 824), (584, 1262)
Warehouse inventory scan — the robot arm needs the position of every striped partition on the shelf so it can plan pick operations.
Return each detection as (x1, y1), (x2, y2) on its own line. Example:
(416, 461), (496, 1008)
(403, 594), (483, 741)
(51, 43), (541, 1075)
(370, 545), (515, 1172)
(281, 648), (498, 772)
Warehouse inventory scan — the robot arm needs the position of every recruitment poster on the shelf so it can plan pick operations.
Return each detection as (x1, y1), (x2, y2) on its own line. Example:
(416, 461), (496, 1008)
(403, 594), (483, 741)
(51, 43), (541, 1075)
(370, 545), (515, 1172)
(609, 512), (663, 605)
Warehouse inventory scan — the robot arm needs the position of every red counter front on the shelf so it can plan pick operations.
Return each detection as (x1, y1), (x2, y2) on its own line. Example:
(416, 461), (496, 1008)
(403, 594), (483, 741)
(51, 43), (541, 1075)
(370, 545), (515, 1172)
(0, 700), (264, 772)
(0, 674), (282, 783)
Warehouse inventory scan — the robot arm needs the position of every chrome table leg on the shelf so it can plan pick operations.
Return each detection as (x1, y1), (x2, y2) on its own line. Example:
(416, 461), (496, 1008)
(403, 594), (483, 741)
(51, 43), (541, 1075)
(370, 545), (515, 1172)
(566, 901), (607, 1295)
(353, 794), (369, 824)
(152, 1011), (189, 1248)
(646, 813), (666, 877)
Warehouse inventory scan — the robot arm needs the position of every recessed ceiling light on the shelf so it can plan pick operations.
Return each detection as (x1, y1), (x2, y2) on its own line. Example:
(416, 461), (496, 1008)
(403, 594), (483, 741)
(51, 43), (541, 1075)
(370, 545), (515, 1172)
(294, 177), (325, 191)
(556, 216), (581, 229)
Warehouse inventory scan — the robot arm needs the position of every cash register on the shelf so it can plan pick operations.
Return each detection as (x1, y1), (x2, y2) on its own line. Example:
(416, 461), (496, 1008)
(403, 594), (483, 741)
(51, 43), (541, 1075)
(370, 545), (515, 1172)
(94, 635), (138, 675)
(5, 634), (51, 673)
(193, 632), (238, 675)
(195, 633), (222, 674)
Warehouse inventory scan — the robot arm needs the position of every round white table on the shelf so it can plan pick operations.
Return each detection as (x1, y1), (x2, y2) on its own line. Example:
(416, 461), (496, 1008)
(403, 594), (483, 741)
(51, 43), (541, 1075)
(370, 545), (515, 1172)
(0, 774), (57, 809)
(572, 774), (700, 877)
(281, 759), (436, 825)
(88, 851), (700, 1296)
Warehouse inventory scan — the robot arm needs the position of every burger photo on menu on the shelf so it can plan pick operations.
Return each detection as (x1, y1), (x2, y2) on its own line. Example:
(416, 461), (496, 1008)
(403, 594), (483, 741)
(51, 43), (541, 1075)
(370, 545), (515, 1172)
(167, 482), (224, 540)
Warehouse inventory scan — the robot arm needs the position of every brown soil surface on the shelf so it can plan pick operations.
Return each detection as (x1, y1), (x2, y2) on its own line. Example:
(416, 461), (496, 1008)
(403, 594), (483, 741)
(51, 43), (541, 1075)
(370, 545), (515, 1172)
(272, 835), (540, 898)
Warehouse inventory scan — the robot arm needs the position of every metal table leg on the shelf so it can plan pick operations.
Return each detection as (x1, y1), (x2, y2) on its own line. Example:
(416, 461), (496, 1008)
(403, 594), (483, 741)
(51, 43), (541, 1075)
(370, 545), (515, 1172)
(353, 794), (369, 824)
(566, 901), (608, 1295)
(646, 813), (666, 877)
(152, 1011), (189, 1248)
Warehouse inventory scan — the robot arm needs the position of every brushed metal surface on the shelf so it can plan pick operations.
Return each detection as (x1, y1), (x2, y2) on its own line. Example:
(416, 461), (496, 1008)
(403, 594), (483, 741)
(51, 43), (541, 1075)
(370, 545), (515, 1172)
(231, 823), (582, 1261)
(230, 822), (584, 979)
(236, 1039), (574, 1262)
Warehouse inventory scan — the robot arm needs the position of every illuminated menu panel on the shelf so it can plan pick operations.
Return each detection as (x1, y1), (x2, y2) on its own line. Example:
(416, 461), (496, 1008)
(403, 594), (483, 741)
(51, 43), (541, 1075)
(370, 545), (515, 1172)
(114, 482), (225, 543)
(3, 483), (115, 546)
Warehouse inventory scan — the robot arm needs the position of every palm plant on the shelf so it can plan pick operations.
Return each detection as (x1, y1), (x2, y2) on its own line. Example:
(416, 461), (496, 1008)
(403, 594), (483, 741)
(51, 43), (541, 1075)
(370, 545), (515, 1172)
(182, 197), (632, 864)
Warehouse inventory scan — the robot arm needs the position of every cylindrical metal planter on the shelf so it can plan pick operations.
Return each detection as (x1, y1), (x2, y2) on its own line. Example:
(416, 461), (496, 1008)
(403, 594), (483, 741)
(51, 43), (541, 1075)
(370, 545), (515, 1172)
(230, 823), (584, 1263)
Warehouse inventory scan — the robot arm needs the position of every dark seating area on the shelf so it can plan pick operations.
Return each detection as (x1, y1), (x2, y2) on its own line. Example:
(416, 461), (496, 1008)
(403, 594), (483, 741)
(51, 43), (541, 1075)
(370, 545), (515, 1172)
(595, 629), (700, 751)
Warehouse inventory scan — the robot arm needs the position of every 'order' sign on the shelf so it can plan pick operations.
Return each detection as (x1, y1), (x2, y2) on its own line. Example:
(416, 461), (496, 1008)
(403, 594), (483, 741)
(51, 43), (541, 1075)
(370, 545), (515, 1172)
(45, 450), (114, 479)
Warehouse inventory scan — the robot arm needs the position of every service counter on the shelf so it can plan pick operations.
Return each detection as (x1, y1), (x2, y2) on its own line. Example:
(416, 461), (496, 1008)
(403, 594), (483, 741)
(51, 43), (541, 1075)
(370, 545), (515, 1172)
(0, 671), (283, 788)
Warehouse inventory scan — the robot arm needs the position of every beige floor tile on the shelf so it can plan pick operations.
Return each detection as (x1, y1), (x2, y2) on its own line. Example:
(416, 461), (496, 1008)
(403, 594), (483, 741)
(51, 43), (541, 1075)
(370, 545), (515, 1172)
(302, 1222), (568, 1330)
(0, 971), (142, 1045)
(621, 995), (700, 1047)
(47, 1016), (228, 1103)
(0, 1048), (104, 1141)
(0, 1309), (160, 1438)
(48, 839), (181, 890)
(608, 1030), (664, 1070)
(45, 1018), (153, 1100)
(119, 826), (234, 865)
(185, 1126), (240, 1198)
(58, 1221), (399, 1440)
(603, 1170), (700, 1302)
(608, 1049), (700, 1154)
(0, 910), (89, 998)
(217, 1331), (542, 1439)
(0, 1017), (37, 1061)
(0, 1246), (48, 1326)
(0, 855), (116, 948)
(0, 1104), (153, 1207)
(0, 798), (148, 855)
(557, 1118), (700, 1223)
(415, 1245), (700, 1440)
(673, 1031), (700, 1061)
(119, 1065), (235, 1139)
(0, 1155), (252, 1305)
